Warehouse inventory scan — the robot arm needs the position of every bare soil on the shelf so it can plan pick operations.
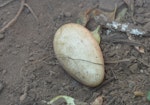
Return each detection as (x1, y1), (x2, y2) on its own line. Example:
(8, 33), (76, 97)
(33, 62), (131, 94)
(0, 0), (150, 105)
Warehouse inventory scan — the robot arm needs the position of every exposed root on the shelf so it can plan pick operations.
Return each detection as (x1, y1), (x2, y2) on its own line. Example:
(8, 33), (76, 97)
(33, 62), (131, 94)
(24, 3), (38, 22)
(0, 0), (25, 33)
(0, 0), (38, 33)
(0, 0), (15, 8)
(105, 57), (136, 64)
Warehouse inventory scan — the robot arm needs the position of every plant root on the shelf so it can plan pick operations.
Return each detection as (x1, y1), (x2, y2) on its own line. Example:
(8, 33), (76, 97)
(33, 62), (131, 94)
(0, 0), (38, 33)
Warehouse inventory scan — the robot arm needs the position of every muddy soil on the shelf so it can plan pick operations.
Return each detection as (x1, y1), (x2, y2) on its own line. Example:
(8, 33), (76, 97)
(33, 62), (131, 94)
(0, 0), (150, 105)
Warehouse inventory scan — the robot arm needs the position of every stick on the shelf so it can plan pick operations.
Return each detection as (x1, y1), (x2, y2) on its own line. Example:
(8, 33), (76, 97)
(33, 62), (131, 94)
(105, 57), (135, 64)
(0, 0), (38, 33)
(24, 3), (38, 22)
(0, 0), (25, 33)
(0, 0), (14, 8)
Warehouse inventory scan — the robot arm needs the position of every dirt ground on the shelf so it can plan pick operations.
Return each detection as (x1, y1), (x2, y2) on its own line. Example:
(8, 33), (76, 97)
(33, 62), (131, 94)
(0, 0), (150, 105)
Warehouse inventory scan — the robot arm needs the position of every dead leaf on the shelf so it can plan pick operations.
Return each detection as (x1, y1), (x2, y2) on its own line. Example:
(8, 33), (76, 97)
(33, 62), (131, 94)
(91, 96), (103, 105)
(134, 91), (144, 97)
(135, 46), (145, 53)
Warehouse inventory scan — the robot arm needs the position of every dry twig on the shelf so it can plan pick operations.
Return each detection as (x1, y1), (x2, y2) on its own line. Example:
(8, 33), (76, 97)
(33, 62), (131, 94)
(0, 0), (38, 33)
(105, 57), (135, 64)
(0, 0), (15, 8)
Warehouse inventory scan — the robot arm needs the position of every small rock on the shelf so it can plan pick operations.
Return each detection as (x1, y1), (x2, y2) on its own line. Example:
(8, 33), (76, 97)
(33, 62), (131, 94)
(12, 51), (19, 55)
(19, 92), (27, 102)
(140, 69), (144, 73)
(64, 12), (72, 17)
(0, 82), (4, 93)
(0, 34), (4, 40)
(29, 57), (34, 61)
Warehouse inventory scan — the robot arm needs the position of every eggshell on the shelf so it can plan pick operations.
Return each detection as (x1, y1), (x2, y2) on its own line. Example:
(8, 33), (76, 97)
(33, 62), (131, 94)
(53, 23), (104, 87)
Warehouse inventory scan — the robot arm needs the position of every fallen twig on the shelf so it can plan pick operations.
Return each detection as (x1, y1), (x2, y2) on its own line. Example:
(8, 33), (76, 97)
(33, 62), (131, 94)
(0, 0), (38, 33)
(0, 0), (15, 8)
(105, 57), (136, 64)
(24, 3), (38, 22)
(0, 0), (25, 33)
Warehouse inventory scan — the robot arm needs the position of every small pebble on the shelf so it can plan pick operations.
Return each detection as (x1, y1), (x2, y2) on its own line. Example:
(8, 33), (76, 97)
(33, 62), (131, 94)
(0, 34), (4, 40)
(64, 12), (72, 17)
(29, 57), (34, 61)
(12, 51), (19, 55)
(140, 69), (144, 73)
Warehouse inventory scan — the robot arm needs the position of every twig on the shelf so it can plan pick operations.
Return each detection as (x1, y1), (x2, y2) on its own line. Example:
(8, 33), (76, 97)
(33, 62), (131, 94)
(0, 0), (38, 33)
(0, 0), (15, 8)
(105, 57), (135, 64)
(0, 0), (25, 33)
(24, 3), (38, 22)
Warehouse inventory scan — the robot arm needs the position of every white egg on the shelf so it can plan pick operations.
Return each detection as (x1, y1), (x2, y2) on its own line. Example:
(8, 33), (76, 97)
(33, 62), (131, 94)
(53, 23), (104, 87)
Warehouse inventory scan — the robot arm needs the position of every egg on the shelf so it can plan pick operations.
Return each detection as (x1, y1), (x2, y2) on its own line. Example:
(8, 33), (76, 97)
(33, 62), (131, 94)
(53, 23), (104, 87)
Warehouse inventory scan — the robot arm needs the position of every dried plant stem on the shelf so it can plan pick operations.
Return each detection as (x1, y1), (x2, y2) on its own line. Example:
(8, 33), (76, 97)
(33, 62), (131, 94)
(0, 0), (38, 33)
(24, 3), (38, 22)
(105, 57), (135, 64)
(0, 0), (14, 8)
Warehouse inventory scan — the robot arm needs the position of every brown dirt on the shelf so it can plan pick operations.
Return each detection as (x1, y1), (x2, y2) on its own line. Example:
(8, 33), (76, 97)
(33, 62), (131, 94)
(0, 0), (150, 105)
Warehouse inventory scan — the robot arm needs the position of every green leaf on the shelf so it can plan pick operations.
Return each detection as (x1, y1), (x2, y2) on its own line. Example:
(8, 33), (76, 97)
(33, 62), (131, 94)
(45, 95), (76, 105)
(147, 91), (150, 101)
(91, 25), (101, 44)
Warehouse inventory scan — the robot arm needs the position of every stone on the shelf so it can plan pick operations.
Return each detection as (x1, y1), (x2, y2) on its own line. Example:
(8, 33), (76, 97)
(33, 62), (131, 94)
(64, 12), (72, 17)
